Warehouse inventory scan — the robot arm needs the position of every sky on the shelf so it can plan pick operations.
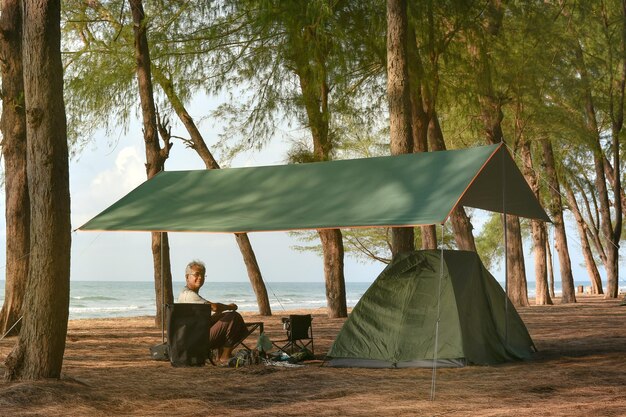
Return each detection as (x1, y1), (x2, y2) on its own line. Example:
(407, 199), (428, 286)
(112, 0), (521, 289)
(0, 94), (620, 286)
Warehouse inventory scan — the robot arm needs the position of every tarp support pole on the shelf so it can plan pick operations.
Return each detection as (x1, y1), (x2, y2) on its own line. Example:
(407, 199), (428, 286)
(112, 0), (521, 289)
(161, 231), (165, 344)
(502, 145), (509, 346)
(430, 223), (445, 401)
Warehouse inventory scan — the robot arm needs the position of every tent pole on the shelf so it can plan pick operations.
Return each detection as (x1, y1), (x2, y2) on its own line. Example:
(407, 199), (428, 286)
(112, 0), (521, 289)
(502, 145), (509, 346)
(430, 223), (445, 401)
(161, 231), (165, 344)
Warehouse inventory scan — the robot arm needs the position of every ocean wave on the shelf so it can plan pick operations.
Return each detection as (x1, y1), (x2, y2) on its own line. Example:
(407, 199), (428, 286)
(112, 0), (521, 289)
(221, 293), (247, 299)
(70, 305), (141, 313)
(72, 296), (118, 301)
(270, 298), (293, 303)
(269, 300), (327, 307)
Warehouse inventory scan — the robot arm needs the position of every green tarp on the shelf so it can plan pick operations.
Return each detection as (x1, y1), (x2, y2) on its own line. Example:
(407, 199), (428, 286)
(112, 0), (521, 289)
(79, 144), (549, 233)
(327, 250), (536, 368)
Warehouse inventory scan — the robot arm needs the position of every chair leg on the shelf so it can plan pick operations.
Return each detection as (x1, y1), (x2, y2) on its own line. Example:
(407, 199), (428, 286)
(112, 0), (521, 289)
(292, 339), (314, 355)
(207, 348), (217, 366)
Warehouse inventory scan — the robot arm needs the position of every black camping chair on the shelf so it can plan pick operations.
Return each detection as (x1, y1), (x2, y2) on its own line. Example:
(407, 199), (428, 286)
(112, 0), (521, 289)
(166, 303), (212, 367)
(272, 314), (314, 355)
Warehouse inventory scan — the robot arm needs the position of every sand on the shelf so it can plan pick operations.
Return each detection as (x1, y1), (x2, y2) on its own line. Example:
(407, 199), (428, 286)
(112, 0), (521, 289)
(1, 295), (625, 416)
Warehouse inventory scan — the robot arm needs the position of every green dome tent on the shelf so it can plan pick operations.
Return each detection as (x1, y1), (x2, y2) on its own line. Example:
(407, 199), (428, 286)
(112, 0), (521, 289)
(327, 250), (536, 368)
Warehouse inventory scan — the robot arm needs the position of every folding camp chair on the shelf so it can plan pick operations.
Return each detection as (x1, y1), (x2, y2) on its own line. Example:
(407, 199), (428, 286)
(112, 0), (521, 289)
(206, 319), (265, 364)
(165, 303), (212, 367)
(272, 314), (314, 355)
(236, 321), (264, 351)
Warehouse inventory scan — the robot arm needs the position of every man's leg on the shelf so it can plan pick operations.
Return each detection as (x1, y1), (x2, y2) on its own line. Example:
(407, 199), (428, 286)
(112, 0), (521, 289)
(219, 346), (234, 362)
(210, 312), (247, 363)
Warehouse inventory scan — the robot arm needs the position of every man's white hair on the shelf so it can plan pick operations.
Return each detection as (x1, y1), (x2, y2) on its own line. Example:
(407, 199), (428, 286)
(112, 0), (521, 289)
(185, 259), (206, 276)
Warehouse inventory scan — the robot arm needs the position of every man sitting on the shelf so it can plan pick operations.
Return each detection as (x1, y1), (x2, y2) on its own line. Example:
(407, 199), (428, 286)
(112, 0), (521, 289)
(178, 260), (248, 364)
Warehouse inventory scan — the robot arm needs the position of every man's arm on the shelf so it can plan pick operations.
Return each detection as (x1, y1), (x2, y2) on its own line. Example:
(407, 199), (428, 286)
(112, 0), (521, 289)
(208, 302), (238, 313)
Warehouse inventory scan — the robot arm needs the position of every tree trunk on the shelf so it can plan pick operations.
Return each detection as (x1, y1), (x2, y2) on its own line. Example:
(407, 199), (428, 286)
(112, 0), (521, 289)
(428, 115), (477, 251)
(409, 80), (437, 250)
(519, 139), (551, 305)
(475, 106), (527, 301)
(408, 12), (476, 252)
(579, 184), (606, 265)
(546, 237), (555, 299)
(130, 0), (173, 326)
(449, 209), (477, 251)
(407, 26), (437, 250)
(541, 139), (576, 303)
(4, 0), (70, 379)
(318, 229), (347, 318)
(533, 233), (552, 306)
(0, 0), (29, 336)
(471, 3), (530, 305)
(387, 0), (415, 256)
(151, 232), (172, 330)
(153, 68), (272, 315)
(471, 0), (505, 146)
(420, 225), (437, 250)
(606, 1), (624, 297)
(234, 234), (271, 315)
(505, 216), (529, 307)
(574, 40), (621, 299)
(531, 220), (551, 305)
(292, 23), (347, 318)
(590, 139), (619, 298)
(603, 157), (626, 215)
(472, 43), (528, 301)
(564, 184), (603, 294)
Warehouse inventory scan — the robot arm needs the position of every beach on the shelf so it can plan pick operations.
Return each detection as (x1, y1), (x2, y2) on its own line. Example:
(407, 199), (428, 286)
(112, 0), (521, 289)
(1, 295), (625, 416)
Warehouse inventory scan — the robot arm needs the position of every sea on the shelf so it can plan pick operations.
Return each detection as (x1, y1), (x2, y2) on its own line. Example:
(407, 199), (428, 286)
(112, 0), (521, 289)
(0, 280), (626, 320)
(0, 279), (609, 320)
(0, 280), (372, 320)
